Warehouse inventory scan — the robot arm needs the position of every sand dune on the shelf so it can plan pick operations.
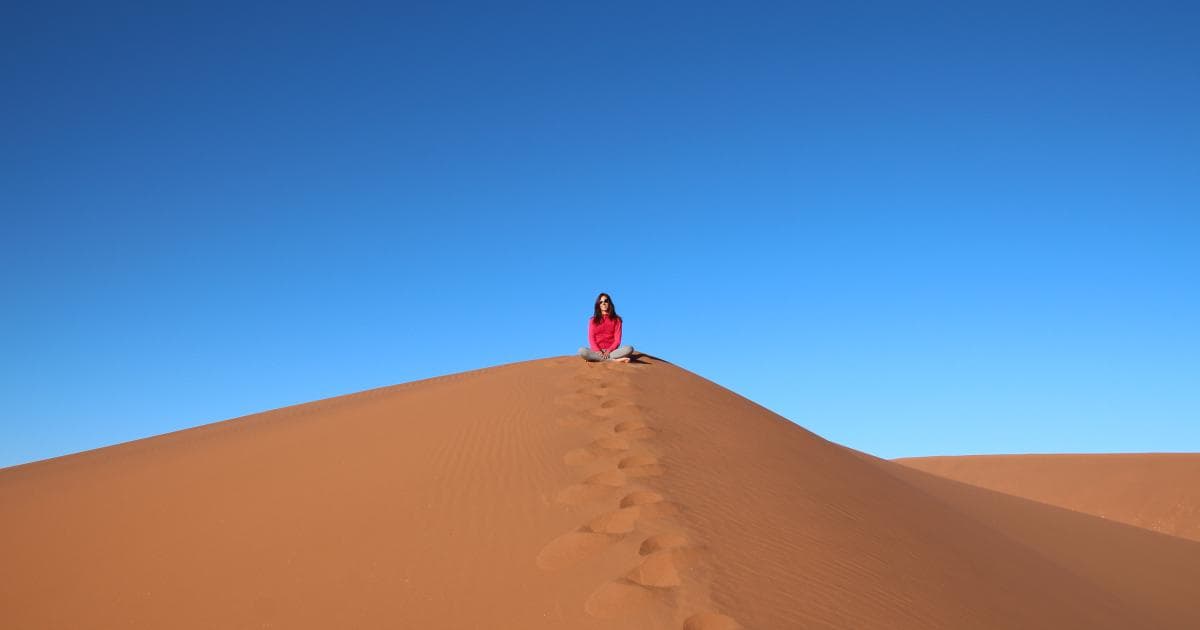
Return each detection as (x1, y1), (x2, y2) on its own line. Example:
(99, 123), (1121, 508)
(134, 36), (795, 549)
(3, 357), (1198, 629)
(882, 457), (1200, 630)
(896, 453), (1200, 542)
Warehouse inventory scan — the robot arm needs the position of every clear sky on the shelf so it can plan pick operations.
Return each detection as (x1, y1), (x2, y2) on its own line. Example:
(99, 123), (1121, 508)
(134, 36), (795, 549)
(3, 2), (1198, 468)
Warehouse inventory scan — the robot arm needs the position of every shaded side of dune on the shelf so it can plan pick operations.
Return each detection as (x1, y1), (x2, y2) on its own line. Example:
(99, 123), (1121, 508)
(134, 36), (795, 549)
(621, 365), (1163, 630)
(877, 456), (1200, 630)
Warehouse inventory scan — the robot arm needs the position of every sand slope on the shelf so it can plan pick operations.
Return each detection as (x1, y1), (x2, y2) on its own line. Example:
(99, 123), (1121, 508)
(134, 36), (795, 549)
(3, 357), (1198, 629)
(896, 453), (1200, 542)
(881, 457), (1200, 630)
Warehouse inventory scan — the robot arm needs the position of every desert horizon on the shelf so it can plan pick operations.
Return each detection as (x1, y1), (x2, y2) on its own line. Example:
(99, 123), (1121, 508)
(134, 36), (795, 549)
(3, 355), (1197, 629)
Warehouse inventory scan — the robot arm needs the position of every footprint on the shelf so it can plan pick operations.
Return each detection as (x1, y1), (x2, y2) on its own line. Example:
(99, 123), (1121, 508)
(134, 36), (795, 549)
(556, 470), (627, 505)
(574, 386), (610, 398)
(593, 435), (631, 450)
(586, 470), (627, 486)
(556, 484), (614, 505)
(585, 546), (711, 620)
(618, 455), (665, 478)
(620, 491), (679, 518)
(614, 419), (658, 439)
(638, 533), (690, 556)
(537, 507), (642, 570)
(584, 579), (672, 620)
(620, 490), (665, 508)
(587, 506), (641, 534)
(536, 531), (614, 571)
(592, 402), (645, 417)
(625, 550), (687, 587)
(683, 612), (742, 630)
(562, 437), (630, 466)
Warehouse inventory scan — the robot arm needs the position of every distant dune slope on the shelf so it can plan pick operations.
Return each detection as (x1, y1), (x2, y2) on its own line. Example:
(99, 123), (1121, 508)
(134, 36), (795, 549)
(3, 357), (1198, 629)
(876, 457), (1200, 630)
(895, 453), (1200, 542)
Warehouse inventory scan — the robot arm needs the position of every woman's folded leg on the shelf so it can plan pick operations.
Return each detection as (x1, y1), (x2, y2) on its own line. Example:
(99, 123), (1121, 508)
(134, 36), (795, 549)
(608, 345), (634, 360)
(578, 347), (605, 362)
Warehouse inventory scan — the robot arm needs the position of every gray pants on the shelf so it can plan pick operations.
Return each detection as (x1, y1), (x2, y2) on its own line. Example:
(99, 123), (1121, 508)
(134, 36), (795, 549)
(578, 345), (634, 362)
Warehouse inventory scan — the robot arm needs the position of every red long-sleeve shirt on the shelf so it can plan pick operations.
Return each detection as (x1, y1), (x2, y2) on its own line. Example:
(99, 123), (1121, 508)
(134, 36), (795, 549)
(588, 315), (622, 352)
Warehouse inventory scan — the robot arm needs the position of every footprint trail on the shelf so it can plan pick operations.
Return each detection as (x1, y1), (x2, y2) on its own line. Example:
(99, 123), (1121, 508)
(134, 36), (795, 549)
(539, 365), (740, 628)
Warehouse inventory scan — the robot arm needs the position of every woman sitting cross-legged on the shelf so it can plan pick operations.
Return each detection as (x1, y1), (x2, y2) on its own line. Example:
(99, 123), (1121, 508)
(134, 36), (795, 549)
(578, 292), (634, 362)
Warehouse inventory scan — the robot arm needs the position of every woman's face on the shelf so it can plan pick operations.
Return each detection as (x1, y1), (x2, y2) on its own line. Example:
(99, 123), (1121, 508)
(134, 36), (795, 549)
(598, 295), (611, 313)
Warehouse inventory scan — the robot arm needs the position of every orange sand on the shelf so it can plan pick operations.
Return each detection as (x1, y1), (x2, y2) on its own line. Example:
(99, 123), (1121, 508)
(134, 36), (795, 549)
(896, 453), (1200, 542)
(2, 357), (1198, 629)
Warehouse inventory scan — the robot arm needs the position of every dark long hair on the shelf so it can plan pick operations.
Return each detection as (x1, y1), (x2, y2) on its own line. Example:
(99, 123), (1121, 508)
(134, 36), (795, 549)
(592, 292), (621, 324)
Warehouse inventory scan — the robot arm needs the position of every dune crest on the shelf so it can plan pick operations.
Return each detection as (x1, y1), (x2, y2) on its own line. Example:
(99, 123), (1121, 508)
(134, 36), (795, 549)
(2, 357), (1198, 629)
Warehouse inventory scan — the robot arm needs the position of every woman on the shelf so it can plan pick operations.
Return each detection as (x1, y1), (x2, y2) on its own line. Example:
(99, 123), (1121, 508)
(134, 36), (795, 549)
(578, 292), (634, 362)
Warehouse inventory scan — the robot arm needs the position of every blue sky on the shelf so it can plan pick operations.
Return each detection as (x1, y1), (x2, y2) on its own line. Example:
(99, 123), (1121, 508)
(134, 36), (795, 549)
(3, 1), (1197, 468)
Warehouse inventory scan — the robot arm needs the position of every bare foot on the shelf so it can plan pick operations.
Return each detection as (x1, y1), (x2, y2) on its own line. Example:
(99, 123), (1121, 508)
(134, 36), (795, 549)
(612, 357), (631, 363)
